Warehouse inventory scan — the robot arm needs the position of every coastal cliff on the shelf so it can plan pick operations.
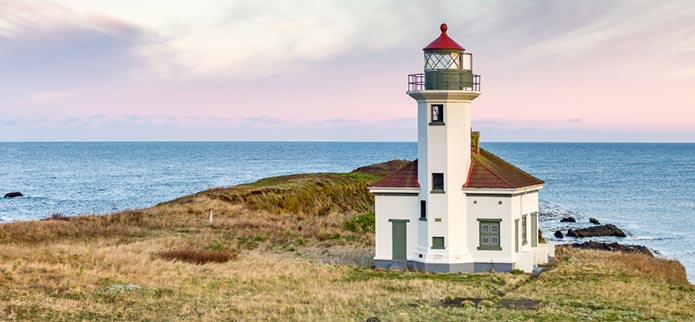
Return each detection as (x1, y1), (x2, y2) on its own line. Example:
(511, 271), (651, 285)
(0, 161), (692, 321)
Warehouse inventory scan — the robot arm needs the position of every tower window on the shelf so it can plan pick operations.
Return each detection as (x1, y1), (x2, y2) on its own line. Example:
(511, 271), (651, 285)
(420, 200), (426, 220)
(431, 104), (444, 124)
(432, 237), (445, 249)
(432, 173), (444, 192)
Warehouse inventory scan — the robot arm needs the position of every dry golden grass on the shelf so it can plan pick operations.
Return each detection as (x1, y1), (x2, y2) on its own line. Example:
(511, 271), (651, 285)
(510, 247), (694, 320)
(0, 171), (382, 247)
(0, 235), (692, 321)
(0, 161), (693, 321)
(0, 235), (528, 321)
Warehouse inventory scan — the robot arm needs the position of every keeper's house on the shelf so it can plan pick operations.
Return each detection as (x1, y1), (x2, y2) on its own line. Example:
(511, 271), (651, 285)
(369, 24), (553, 273)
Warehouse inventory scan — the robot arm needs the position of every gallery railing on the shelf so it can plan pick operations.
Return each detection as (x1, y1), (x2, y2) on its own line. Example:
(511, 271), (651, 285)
(408, 73), (481, 91)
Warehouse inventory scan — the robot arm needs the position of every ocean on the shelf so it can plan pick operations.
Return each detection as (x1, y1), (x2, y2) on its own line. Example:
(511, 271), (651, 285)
(1, 142), (694, 281)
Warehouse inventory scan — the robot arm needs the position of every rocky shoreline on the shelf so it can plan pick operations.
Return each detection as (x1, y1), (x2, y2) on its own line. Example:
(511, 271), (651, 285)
(552, 215), (628, 239)
(540, 207), (658, 257)
(558, 241), (654, 257)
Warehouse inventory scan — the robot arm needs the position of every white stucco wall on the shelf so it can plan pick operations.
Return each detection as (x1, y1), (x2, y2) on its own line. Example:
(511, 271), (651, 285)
(416, 103), (429, 252)
(512, 191), (540, 253)
(464, 188), (543, 267)
(466, 194), (514, 264)
(445, 101), (471, 260)
(412, 91), (477, 263)
(373, 193), (419, 261)
(516, 251), (535, 273)
(373, 188), (545, 267)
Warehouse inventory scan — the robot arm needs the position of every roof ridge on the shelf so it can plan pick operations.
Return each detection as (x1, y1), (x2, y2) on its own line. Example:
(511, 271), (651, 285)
(478, 148), (543, 184)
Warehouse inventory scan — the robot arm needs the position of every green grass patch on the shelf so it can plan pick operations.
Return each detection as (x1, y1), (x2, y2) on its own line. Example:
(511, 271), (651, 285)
(343, 212), (375, 233)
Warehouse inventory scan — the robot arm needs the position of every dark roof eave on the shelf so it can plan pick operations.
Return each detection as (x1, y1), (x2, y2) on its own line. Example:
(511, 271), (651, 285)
(462, 183), (545, 190)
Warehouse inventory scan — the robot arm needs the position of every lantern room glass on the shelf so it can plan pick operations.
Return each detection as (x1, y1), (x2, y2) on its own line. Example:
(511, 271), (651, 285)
(462, 53), (472, 70)
(425, 52), (472, 71)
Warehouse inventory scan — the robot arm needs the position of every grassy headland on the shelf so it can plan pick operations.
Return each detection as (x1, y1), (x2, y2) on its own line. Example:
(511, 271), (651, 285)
(0, 160), (692, 321)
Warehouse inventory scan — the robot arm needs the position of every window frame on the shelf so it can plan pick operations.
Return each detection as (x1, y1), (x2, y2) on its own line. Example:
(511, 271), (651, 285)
(431, 173), (444, 193)
(477, 219), (502, 251)
(425, 52), (462, 71)
(522, 214), (528, 246)
(514, 218), (519, 253)
(431, 236), (445, 249)
(430, 104), (444, 125)
(462, 53), (473, 71)
(420, 200), (427, 221)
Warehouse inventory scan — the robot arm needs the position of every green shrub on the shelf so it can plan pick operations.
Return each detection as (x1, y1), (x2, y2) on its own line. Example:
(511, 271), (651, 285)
(209, 242), (226, 251)
(343, 212), (375, 233)
(253, 235), (267, 242)
(460, 300), (476, 308)
(238, 236), (265, 250)
(511, 268), (524, 275)
(478, 300), (496, 308)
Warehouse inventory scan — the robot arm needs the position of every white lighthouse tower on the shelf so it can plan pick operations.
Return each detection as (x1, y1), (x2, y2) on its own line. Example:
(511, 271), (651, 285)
(369, 24), (552, 273)
(411, 23), (480, 267)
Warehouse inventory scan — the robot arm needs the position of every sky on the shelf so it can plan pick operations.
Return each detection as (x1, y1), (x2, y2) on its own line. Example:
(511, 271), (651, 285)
(1, 0), (694, 142)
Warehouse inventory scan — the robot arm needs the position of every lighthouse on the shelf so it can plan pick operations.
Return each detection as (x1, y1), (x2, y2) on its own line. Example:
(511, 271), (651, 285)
(369, 24), (552, 273)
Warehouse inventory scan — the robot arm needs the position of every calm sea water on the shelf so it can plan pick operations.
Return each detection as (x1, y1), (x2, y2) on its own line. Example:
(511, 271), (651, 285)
(1, 142), (694, 281)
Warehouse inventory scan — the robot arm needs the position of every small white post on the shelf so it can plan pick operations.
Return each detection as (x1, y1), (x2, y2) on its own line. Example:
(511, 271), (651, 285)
(208, 209), (213, 224)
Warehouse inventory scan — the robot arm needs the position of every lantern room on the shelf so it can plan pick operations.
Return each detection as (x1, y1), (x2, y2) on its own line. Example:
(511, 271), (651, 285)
(408, 24), (480, 91)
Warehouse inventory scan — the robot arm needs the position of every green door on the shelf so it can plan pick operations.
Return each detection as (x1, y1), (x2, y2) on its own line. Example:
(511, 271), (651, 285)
(392, 221), (407, 261)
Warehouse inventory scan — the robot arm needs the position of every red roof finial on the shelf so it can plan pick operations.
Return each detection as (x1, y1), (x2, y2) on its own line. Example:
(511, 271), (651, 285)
(424, 23), (464, 51)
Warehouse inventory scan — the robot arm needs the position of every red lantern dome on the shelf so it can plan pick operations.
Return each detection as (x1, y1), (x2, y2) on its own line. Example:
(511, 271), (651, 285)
(423, 23), (465, 51)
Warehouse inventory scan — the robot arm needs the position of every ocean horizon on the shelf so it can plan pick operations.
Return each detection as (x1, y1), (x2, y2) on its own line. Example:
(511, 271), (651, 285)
(1, 141), (694, 281)
(2, 140), (694, 143)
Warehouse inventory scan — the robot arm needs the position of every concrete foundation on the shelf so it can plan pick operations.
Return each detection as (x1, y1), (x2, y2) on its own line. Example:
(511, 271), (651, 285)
(375, 260), (516, 273)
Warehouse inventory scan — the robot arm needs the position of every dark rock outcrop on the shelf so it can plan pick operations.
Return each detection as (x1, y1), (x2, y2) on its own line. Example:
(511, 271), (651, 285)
(562, 241), (653, 257)
(42, 213), (69, 221)
(567, 224), (626, 238)
(3, 192), (23, 198)
(589, 217), (601, 225)
(560, 216), (576, 223)
(554, 230), (564, 238)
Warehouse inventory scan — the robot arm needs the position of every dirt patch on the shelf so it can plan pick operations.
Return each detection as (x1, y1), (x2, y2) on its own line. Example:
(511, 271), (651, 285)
(157, 248), (238, 264)
(441, 297), (541, 310)
(497, 299), (542, 310)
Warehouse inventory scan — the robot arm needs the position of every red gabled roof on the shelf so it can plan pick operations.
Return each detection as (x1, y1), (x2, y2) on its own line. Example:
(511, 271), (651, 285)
(369, 160), (419, 188)
(423, 23), (465, 51)
(463, 149), (544, 189)
(369, 148), (543, 190)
